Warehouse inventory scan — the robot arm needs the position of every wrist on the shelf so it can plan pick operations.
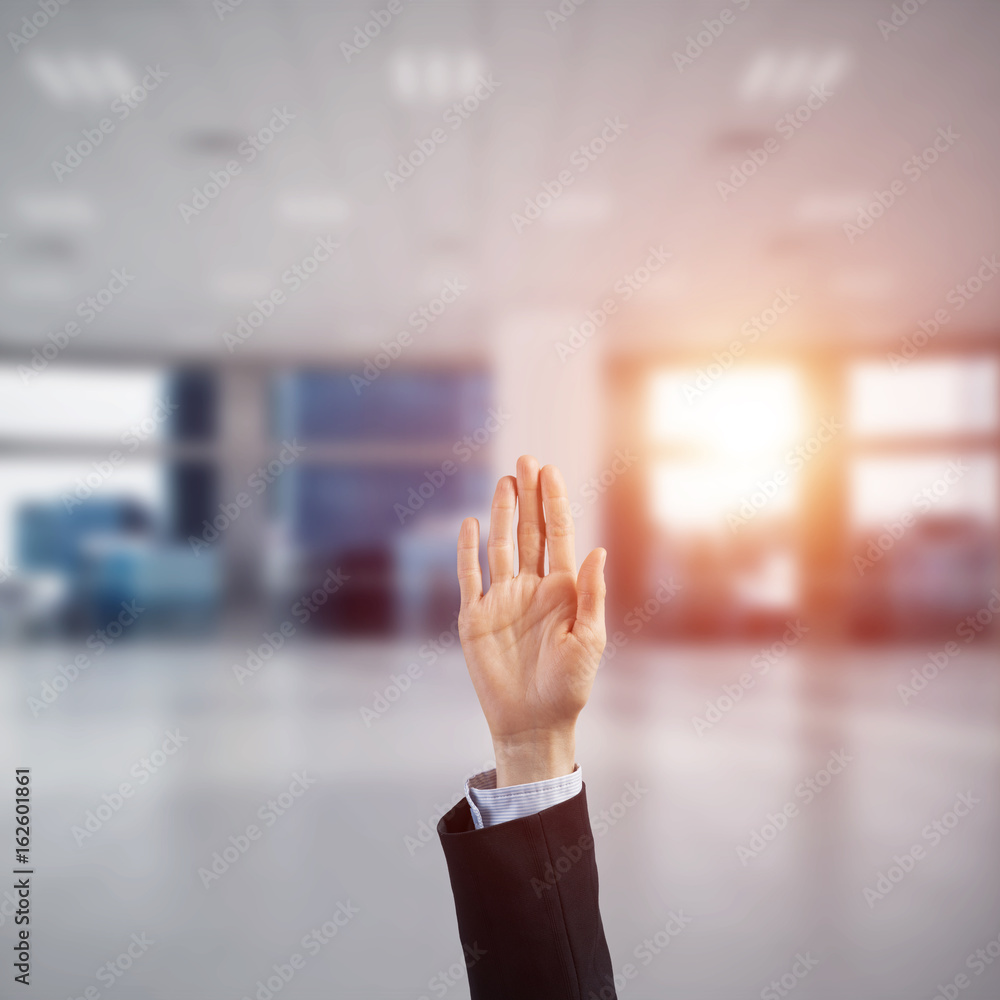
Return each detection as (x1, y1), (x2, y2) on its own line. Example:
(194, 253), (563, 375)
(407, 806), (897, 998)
(491, 727), (577, 787)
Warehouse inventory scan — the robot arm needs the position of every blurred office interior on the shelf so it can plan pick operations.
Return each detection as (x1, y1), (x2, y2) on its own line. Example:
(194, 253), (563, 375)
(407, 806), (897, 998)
(1, 1), (999, 998)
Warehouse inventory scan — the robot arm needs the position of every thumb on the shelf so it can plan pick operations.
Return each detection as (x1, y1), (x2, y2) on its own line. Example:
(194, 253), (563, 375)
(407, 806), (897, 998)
(574, 547), (607, 638)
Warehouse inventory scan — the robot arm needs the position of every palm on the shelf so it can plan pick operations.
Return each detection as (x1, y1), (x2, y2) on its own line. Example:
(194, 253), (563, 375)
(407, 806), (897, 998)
(457, 458), (607, 745)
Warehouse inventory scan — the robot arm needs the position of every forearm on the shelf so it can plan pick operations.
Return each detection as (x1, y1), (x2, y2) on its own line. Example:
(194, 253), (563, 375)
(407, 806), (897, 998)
(437, 782), (617, 1000)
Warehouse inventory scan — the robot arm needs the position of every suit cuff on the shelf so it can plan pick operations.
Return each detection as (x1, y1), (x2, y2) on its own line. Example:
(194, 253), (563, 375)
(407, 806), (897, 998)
(465, 764), (582, 829)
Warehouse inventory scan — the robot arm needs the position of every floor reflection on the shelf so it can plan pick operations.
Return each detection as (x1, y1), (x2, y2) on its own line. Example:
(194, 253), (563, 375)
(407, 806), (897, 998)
(3, 639), (999, 999)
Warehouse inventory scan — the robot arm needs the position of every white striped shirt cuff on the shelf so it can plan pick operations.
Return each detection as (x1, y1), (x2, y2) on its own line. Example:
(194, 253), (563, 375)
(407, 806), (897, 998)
(465, 765), (582, 829)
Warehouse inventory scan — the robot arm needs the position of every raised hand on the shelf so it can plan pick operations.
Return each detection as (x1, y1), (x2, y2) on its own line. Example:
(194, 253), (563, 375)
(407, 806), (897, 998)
(456, 455), (607, 786)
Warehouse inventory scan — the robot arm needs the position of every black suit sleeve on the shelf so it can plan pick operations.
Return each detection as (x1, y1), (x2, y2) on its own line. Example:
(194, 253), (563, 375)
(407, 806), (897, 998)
(436, 783), (617, 1000)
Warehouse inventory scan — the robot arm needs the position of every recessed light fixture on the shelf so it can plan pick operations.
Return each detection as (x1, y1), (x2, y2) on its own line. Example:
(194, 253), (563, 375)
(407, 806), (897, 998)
(26, 50), (134, 107)
(544, 191), (613, 228)
(15, 192), (98, 228)
(275, 193), (351, 227)
(795, 193), (868, 224)
(389, 48), (486, 105)
(209, 271), (275, 301)
(4, 269), (78, 298)
(739, 48), (852, 103)
(831, 269), (896, 298)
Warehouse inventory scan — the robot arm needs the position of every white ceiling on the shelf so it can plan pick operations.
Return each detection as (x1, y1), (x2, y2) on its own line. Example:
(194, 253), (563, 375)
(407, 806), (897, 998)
(1, 0), (998, 361)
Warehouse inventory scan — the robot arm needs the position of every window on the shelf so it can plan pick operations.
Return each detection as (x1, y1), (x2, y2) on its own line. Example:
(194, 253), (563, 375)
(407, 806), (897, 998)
(648, 366), (803, 532)
(849, 357), (997, 437)
(0, 365), (166, 441)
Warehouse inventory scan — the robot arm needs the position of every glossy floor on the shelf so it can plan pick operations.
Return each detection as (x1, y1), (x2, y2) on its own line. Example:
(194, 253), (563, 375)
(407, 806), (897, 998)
(3, 638), (999, 999)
